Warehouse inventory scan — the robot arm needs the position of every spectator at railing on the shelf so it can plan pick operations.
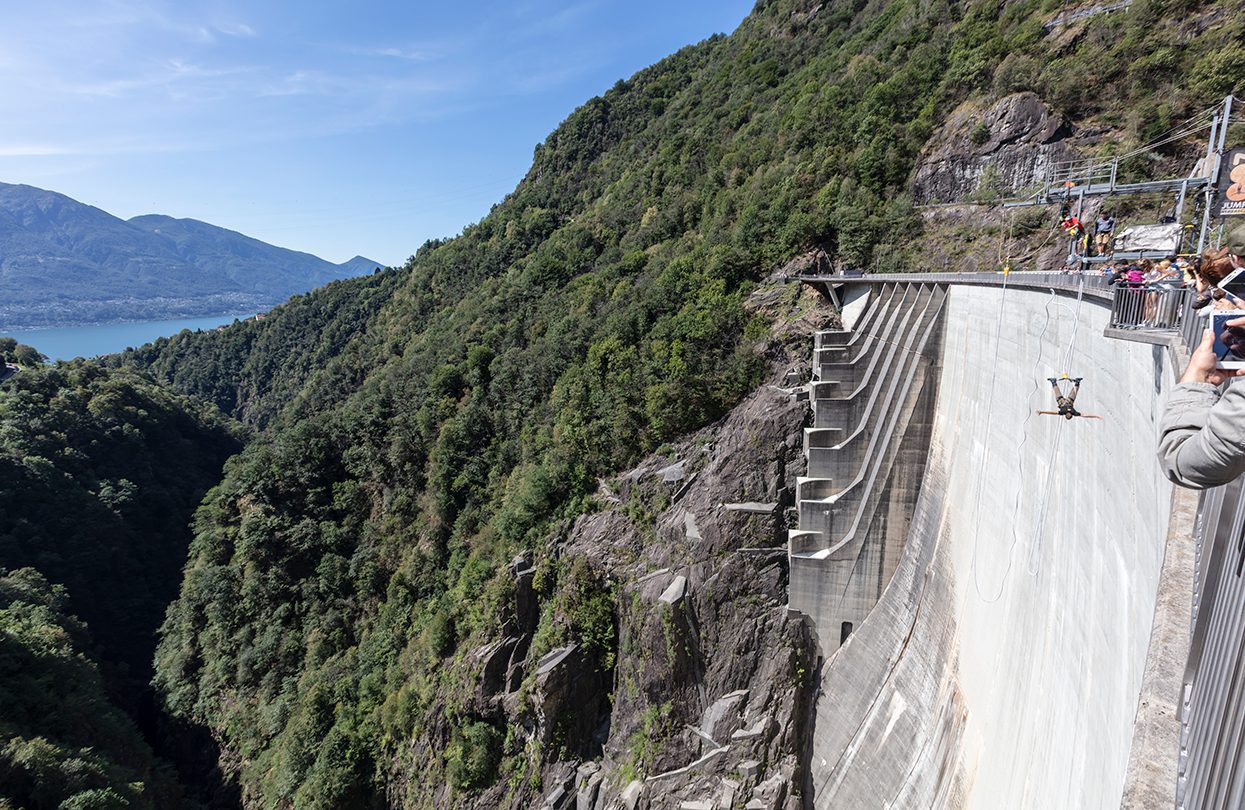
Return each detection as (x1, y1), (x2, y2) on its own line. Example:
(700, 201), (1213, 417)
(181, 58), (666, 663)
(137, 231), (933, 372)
(1094, 211), (1116, 256)
(1139, 259), (1184, 325)
(1188, 247), (1237, 311)
(1151, 259), (1182, 288)
(1177, 256), (1196, 286)
(1201, 242), (1243, 288)
(1159, 321), (1245, 487)
(1159, 225), (1245, 488)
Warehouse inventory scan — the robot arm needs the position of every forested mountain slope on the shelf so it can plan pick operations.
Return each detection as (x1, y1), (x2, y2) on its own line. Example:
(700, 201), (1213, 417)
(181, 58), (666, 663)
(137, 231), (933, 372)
(0, 364), (241, 690)
(0, 568), (184, 809)
(0, 364), (242, 805)
(110, 0), (1245, 806)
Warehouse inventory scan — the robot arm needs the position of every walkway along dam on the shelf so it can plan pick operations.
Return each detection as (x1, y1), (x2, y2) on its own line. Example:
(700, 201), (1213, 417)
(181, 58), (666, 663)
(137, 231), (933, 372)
(785, 272), (1230, 809)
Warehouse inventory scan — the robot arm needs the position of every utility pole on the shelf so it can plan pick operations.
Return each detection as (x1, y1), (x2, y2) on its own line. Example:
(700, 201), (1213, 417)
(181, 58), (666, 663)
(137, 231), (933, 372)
(1196, 96), (1235, 254)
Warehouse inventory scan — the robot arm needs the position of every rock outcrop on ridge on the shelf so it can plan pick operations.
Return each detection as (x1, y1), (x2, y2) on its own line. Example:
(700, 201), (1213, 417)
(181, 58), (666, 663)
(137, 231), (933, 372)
(912, 92), (1076, 204)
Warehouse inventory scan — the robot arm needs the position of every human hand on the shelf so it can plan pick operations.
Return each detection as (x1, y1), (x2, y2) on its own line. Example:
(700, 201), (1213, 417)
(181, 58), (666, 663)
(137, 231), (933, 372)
(1182, 322), (1245, 385)
(1219, 292), (1245, 310)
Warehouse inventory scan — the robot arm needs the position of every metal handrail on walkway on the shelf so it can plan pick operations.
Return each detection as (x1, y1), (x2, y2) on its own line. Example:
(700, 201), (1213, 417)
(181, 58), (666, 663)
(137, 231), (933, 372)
(796, 270), (1113, 301)
(1179, 293), (1205, 351)
(1108, 284), (1191, 331)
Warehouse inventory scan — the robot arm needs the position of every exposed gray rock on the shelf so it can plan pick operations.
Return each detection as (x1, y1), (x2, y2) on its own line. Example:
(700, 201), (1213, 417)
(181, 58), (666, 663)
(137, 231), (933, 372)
(618, 780), (644, 809)
(499, 283), (824, 808)
(562, 366), (814, 807)
(575, 761), (603, 810)
(1044, 0), (1132, 30)
(912, 92), (1076, 204)
(659, 460), (686, 483)
(775, 247), (832, 278)
(511, 552), (539, 636)
(636, 568), (670, 585)
(473, 635), (519, 706)
(700, 689), (748, 744)
(646, 744), (730, 784)
(748, 772), (789, 810)
(659, 575), (688, 607)
(532, 644), (609, 751)
(683, 511), (702, 541)
(731, 715), (773, 743)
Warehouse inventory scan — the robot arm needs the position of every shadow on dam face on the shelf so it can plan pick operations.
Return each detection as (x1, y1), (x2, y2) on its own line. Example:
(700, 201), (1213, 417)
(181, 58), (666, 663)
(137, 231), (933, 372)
(802, 283), (1178, 809)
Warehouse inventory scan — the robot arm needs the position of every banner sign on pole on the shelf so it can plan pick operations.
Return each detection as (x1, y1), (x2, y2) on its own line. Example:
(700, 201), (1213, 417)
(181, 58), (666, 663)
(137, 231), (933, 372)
(1215, 147), (1245, 217)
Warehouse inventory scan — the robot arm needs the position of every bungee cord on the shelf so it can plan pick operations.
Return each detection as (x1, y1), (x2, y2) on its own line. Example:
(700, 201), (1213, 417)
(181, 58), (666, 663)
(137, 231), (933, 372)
(968, 276), (1087, 601)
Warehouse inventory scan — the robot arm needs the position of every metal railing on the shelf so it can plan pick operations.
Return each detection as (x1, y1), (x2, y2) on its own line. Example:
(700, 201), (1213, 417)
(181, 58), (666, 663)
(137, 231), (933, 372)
(799, 270), (1113, 300)
(1173, 279), (1245, 809)
(1045, 155), (1118, 189)
(1180, 293), (1205, 351)
(1177, 474), (1245, 810)
(1107, 284), (1191, 331)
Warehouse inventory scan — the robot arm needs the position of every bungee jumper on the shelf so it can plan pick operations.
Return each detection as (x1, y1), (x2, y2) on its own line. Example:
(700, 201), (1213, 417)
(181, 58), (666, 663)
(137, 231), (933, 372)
(1038, 375), (1101, 420)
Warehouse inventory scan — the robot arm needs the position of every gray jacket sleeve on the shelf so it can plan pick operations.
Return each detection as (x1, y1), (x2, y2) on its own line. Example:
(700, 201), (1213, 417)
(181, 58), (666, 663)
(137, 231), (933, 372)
(1158, 381), (1245, 489)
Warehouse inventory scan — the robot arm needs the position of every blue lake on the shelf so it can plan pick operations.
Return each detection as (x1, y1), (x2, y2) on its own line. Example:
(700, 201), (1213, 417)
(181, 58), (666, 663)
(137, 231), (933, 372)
(3, 313), (254, 361)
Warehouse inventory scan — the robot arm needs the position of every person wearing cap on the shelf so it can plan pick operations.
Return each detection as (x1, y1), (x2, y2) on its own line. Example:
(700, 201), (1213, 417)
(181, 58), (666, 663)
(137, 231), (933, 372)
(1158, 222), (1245, 487)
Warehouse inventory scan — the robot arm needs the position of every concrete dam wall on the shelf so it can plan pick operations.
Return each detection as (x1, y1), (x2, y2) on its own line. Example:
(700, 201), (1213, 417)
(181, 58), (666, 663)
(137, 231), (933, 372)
(795, 280), (1181, 808)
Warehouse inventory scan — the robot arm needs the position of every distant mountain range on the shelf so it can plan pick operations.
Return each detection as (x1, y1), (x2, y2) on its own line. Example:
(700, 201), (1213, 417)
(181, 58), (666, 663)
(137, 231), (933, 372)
(0, 182), (381, 329)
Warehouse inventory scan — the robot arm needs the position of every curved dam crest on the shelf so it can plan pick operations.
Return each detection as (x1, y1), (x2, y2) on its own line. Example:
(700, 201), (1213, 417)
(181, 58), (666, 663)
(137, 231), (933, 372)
(801, 281), (1179, 808)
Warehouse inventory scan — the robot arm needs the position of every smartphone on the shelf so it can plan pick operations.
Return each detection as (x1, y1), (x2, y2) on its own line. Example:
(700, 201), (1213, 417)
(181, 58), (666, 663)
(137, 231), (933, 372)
(1212, 311), (1245, 369)
(1217, 267), (1245, 303)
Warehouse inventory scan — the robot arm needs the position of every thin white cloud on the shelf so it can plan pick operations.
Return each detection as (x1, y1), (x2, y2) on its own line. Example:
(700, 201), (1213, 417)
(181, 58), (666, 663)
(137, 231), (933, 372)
(509, 61), (597, 93)
(364, 46), (434, 62)
(214, 22), (257, 38)
(0, 145), (78, 157)
(0, 137), (204, 157)
(48, 60), (252, 98)
(326, 36), (462, 65)
(56, 2), (234, 45)
(512, 0), (604, 38)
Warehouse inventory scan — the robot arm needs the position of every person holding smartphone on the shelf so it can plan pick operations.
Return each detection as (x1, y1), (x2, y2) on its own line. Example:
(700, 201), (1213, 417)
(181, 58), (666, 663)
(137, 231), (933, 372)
(1158, 225), (1245, 488)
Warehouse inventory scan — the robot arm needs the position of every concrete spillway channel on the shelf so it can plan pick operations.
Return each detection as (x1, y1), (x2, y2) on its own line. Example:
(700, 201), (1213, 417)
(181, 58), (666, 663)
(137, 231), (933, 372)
(788, 276), (1188, 809)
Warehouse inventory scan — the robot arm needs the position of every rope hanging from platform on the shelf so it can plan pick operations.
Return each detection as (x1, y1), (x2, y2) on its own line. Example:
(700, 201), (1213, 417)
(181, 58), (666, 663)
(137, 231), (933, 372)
(1027, 278), (1086, 576)
(969, 277), (1087, 600)
(969, 271), (1014, 604)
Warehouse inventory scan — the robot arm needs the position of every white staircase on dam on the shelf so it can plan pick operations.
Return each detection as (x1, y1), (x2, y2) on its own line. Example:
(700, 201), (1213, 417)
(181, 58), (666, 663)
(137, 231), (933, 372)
(788, 282), (945, 656)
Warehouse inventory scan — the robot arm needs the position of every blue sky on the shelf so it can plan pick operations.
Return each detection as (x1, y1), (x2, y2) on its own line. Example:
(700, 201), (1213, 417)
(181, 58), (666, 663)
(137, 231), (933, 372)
(0, 1), (755, 265)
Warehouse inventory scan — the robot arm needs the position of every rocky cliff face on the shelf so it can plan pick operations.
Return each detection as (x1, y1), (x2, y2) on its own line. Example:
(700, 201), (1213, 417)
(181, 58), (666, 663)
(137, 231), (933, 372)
(562, 386), (812, 808)
(397, 281), (835, 810)
(912, 92), (1076, 204)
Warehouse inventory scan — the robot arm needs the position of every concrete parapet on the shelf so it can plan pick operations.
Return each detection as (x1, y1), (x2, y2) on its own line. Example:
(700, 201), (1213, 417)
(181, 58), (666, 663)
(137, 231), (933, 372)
(795, 477), (836, 502)
(803, 428), (841, 451)
(814, 329), (851, 348)
(813, 361), (863, 392)
(788, 530), (826, 557)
